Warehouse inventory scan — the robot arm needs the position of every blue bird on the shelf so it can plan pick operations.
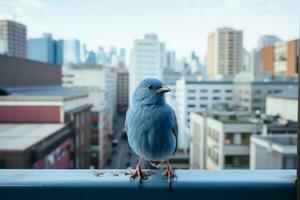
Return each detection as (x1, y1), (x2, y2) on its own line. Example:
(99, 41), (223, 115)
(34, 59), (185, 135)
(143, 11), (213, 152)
(125, 78), (178, 190)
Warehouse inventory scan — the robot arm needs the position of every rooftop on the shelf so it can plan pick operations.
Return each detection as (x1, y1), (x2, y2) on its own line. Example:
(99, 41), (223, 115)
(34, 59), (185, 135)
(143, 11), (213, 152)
(0, 123), (66, 151)
(268, 91), (298, 100)
(0, 86), (87, 101)
(251, 135), (297, 154)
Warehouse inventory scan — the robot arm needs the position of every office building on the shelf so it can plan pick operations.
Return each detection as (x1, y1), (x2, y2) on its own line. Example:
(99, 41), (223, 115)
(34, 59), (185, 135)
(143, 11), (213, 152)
(0, 20), (26, 58)
(167, 51), (176, 70)
(176, 78), (234, 149)
(233, 79), (297, 113)
(190, 110), (258, 170)
(250, 135), (296, 169)
(266, 91), (298, 121)
(62, 65), (117, 168)
(129, 34), (166, 97)
(206, 27), (243, 76)
(63, 39), (81, 66)
(117, 68), (129, 113)
(27, 33), (56, 64)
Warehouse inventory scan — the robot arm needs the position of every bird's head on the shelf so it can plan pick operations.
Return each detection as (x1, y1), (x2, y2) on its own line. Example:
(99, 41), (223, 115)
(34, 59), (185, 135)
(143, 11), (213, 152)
(132, 78), (171, 105)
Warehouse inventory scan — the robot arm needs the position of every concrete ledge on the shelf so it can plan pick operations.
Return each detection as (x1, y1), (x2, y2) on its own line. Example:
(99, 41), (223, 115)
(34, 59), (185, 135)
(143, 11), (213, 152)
(0, 170), (296, 200)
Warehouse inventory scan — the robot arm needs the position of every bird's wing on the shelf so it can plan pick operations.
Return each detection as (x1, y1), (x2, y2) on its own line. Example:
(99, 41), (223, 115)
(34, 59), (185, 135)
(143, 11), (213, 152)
(171, 108), (178, 155)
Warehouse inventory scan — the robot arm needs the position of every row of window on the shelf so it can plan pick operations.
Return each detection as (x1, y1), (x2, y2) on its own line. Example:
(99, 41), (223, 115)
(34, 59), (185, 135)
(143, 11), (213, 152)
(207, 146), (219, 165)
(188, 89), (233, 93)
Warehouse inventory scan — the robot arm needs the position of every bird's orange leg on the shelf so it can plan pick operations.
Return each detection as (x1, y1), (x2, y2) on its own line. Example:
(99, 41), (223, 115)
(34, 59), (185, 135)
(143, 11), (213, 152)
(130, 158), (143, 189)
(162, 160), (176, 191)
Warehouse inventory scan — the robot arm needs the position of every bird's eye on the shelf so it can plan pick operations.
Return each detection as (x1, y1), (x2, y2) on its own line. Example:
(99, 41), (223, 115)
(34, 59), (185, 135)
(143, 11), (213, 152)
(148, 85), (153, 89)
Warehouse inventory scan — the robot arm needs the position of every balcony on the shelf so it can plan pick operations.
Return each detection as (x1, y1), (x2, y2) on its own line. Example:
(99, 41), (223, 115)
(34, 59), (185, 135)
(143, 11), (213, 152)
(0, 170), (296, 200)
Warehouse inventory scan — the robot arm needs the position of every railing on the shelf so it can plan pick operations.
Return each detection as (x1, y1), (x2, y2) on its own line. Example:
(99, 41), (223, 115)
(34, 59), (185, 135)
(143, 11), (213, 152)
(0, 170), (296, 200)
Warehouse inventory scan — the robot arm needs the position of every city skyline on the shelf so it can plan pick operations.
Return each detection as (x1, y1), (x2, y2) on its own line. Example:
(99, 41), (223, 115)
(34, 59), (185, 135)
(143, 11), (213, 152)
(0, 0), (299, 62)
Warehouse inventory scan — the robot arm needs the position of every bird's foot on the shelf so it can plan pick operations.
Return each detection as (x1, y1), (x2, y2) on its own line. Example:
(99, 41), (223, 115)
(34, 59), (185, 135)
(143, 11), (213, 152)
(130, 164), (144, 190)
(162, 162), (176, 191)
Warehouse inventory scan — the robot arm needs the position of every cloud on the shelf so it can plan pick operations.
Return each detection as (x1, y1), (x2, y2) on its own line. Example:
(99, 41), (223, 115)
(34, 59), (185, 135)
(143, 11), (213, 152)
(0, 0), (43, 23)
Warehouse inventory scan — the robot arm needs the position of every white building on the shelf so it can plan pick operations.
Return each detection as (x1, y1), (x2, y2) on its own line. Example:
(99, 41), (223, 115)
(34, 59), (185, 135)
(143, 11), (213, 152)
(206, 27), (243, 77)
(266, 91), (298, 121)
(62, 65), (117, 131)
(62, 65), (117, 168)
(233, 79), (298, 113)
(250, 135), (297, 169)
(176, 78), (234, 149)
(190, 111), (258, 170)
(129, 34), (166, 98)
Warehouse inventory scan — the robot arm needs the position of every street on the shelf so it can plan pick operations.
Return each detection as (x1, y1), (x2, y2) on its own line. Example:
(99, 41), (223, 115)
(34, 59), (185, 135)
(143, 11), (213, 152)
(105, 113), (141, 169)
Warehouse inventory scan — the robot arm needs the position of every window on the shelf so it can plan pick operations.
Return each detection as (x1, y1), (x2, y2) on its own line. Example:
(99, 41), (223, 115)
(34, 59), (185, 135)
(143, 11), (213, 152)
(188, 89), (196, 93)
(188, 104), (196, 108)
(213, 97), (220, 100)
(200, 89), (207, 93)
(225, 155), (249, 168)
(200, 97), (208, 100)
(188, 96), (196, 100)
(225, 89), (232, 93)
(213, 90), (221, 93)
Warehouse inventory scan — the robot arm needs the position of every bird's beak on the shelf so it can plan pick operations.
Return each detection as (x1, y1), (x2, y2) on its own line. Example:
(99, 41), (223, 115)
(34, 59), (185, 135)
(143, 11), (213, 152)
(157, 85), (171, 93)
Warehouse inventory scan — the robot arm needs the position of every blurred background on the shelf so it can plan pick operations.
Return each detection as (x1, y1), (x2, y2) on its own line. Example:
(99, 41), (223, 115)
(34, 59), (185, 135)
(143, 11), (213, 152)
(0, 0), (299, 170)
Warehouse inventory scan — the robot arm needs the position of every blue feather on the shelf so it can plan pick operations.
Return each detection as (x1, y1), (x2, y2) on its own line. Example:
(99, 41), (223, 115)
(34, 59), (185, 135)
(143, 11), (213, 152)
(125, 78), (177, 163)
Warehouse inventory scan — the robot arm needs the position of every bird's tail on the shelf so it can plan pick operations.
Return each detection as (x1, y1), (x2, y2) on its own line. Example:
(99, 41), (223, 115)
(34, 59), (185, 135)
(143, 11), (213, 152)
(149, 160), (162, 168)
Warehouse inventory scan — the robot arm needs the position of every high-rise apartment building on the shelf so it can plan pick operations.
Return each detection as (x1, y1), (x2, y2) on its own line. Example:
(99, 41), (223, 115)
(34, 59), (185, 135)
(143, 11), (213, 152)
(129, 34), (166, 97)
(0, 20), (26, 58)
(206, 27), (243, 77)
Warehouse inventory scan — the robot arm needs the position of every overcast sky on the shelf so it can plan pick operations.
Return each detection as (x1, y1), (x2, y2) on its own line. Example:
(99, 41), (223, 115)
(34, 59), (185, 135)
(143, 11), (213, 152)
(0, 0), (299, 62)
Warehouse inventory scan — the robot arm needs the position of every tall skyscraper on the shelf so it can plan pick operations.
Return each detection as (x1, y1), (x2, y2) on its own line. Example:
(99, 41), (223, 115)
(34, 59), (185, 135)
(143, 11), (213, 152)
(257, 35), (282, 49)
(166, 51), (176, 69)
(63, 39), (81, 66)
(129, 34), (166, 97)
(27, 33), (55, 64)
(206, 27), (243, 77)
(97, 46), (106, 65)
(0, 20), (26, 58)
(119, 48), (126, 67)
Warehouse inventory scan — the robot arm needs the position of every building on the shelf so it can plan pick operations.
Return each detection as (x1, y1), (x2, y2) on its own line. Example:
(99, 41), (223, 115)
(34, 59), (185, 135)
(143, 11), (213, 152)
(257, 35), (282, 49)
(190, 110), (258, 170)
(62, 65), (117, 168)
(63, 39), (81, 66)
(250, 135), (296, 169)
(0, 20), (26, 58)
(176, 78), (234, 149)
(233, 79), (297, 113)
(0, 86), (92, 169)
(206, 27), (243, 76)
(0, 54), (61, 86)
(117, 68), (129, 113)
(0, 124), (73, 169)
(167, 51), (176, 70)
(260, 39), (299, 76)
(129, 34), (166, 97)
(27, 33), (56, 64)
(0, 55), (92, 169)
(266, 91), (298, 121)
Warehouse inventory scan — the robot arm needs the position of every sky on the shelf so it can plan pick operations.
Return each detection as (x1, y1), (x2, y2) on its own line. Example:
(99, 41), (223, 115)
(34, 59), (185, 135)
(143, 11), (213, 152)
(0, 0), (299, 62)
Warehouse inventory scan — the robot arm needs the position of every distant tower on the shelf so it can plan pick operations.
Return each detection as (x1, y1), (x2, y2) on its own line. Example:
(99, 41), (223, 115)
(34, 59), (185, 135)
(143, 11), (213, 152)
(129, 34), (166, 98)
(0, 20), (26, 58)
(206, 27), (243, 77)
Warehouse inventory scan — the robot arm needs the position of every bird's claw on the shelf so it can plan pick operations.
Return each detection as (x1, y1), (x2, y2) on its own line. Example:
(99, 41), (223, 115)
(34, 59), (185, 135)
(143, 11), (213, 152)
(162, 162), (176, 192)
